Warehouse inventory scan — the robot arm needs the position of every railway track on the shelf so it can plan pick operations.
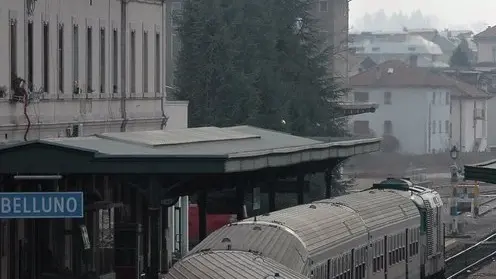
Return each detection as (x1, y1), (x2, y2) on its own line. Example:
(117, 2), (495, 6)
(445, 232), (496, 278)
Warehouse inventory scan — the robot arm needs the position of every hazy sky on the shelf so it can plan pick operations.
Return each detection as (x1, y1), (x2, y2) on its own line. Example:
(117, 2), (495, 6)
(350, 0), (496, 29)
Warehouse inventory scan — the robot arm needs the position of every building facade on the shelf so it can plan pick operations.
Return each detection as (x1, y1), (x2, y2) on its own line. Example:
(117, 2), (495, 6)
(311, 0), (350, 82)
(350, 60), (490, 154)
(0, 0), (188, 143)
(474, 26), (496, 68)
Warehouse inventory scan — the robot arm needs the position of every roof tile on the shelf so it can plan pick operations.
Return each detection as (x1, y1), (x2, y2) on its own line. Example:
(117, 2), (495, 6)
(350, 60), (490, 98)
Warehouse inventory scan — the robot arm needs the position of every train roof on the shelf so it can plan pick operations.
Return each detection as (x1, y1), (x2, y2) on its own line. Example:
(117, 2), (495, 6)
(190, 189), (419, 270)
(316, 189), (419, 232)
(164, 250), (309, 279)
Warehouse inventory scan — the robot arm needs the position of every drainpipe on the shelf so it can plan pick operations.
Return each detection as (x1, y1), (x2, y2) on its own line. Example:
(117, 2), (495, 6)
(120, 0), (128, 132)
(160, 0), (167, 129)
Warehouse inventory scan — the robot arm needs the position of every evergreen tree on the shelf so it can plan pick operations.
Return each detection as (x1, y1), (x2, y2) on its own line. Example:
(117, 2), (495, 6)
(450, 39), (471, 68)
(174, 0), (348, 137)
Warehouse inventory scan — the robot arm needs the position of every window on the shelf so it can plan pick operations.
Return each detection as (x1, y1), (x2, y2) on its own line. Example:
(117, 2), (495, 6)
(384, 91), (391, 104)
(155, 33), (160, 93)
(43, 22), (50, 92)
(143, 31), (149, 94)
(10, 19), (17, 90)
(99, 28), (105, 93)
(372, 47), (380, 52)
(319, 1), (328, 12)
(384, 120), (393, 135)
(112, 29), (118, 94)
(445, 92), (450, 105)
(28, 22), (33, 89)
(432, 92), (436, 104)
(408, 46), (416, 51)
(130, 30), (136, 94)
(432, 121), (436, 134)
(353, 121), (370, 135)
(354, 91), (369, 103)
(445, 120), (449, 134)
(73, 25), (79, 94)
(58, 24), (64, 93)
(438, 121), (442, 134)
(87, 26), (93, 93)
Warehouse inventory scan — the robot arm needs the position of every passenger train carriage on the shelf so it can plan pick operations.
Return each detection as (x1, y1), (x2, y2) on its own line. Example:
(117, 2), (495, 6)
(165, 178), (445, 279)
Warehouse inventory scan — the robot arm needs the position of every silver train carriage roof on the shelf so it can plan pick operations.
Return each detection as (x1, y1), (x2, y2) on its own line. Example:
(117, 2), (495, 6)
(190, 189), (419, 272)
(164, 250), (310, 279)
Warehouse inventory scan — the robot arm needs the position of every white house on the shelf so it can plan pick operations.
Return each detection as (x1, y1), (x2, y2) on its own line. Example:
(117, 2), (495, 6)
(0, 0), (188, 142)
(349, 32), (449, 68)
(350, 60), (490, 154)
(474, 26), (496, 70)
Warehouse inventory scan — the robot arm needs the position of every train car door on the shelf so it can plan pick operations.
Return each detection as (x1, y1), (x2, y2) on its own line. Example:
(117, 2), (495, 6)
(384, 235), (388, 279)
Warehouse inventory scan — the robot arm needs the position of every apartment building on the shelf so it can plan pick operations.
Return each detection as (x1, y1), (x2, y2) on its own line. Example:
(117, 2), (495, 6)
(0, 0), (188, 143)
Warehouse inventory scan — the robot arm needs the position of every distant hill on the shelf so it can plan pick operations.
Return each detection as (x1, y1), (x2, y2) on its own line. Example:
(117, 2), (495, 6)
(352, 9), (439, 32)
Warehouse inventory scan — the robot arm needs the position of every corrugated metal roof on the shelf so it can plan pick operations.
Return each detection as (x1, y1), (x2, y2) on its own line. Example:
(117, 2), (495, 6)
(165, 250), (309, 279)
(189, 222), (309, 272)
(191, 202), (368, 272)
(316, 190), (419, 232)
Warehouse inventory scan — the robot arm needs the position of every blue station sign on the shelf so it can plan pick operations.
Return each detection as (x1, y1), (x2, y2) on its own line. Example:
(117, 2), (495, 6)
(0, 192), (84, 219)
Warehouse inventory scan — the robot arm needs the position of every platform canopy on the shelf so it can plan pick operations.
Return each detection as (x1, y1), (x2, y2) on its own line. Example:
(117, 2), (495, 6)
(0, 125), (381, 174)
(464, 159), (496, 184)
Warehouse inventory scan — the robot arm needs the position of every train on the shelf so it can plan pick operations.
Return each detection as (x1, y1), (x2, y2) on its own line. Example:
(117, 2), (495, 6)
(165, 178), (445, 279)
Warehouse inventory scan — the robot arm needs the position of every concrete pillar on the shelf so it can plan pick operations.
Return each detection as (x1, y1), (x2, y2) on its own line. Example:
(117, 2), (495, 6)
(268, 179), (276, 212)
(180, 196), (189, 256)
(324, 169), (332, 199)
(148, 178), (161, 279)
(236, 185), (246, 221)
(198, 191), (207, 241)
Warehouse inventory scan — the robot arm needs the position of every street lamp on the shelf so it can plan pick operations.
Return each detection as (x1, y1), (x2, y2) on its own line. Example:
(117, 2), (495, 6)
(450, 145), (459, 183)
(450, 145), (459, 160)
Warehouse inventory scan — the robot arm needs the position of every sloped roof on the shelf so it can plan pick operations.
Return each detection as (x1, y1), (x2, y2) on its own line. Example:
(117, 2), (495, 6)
(350, 60), (491, 99)
(474, 26), (496, 39)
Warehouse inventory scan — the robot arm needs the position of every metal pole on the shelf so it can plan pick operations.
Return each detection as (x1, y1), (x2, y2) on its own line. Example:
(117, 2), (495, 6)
(119, 0), (127, 132)
(180, 196), (189, 256)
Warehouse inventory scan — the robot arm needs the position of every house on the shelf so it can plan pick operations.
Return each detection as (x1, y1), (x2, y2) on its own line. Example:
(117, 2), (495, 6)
(0, 0), (188, 142)
(474, 26), (496, 71)
(348, 55), (377, 77)
(349, 60), (491, 154)
(349, 32), (449, 68)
